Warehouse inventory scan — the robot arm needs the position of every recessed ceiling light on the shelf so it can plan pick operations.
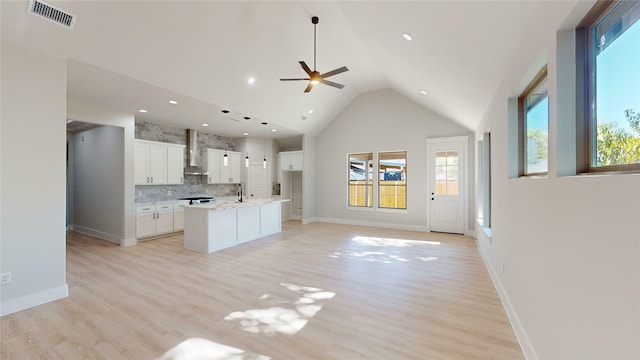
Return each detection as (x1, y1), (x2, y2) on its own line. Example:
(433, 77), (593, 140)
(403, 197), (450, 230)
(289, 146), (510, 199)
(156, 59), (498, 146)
(168, 100), (178, 105)
(420, 90), (428, 95)
(243, 132), (249, 136)
(402, 33), (412, 41)
(248, 77), (255, 84)
(202, 123), (209, 127)
(271, 129), (277, 132)
(308, 109), (314, 114)
(139, 109), (148, 113)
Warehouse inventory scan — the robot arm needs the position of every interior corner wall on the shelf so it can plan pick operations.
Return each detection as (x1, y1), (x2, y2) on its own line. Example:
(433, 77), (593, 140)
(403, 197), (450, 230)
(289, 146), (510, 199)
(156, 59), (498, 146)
(72, 126), (124, 242)
(1, 44), (68, 315)
(314, 88), (472, 231)
(474, 1), (639, 358)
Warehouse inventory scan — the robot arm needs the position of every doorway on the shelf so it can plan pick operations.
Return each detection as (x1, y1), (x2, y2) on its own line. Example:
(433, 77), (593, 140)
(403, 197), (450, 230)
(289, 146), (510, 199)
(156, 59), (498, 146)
(427, 136), (468, 234)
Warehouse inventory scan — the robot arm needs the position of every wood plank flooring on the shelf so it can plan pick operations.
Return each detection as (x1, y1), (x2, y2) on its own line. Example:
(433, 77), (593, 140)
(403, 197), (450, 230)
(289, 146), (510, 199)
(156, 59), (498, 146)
(1, 221), (523, 359)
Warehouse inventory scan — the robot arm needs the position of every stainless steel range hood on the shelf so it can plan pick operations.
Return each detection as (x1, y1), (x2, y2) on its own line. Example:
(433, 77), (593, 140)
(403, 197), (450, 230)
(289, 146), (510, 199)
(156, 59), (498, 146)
(184, 129), (208, 176)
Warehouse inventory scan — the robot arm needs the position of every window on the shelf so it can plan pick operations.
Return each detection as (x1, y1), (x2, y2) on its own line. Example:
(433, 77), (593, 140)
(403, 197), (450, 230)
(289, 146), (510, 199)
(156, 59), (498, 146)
(434, 151), (459, 196)
(477, 133), (491, 231)
(578, 0), (640, 172)
(378, 151), (406, 209)
(518, 66), (548, 175)
(348, 153), (373, 207)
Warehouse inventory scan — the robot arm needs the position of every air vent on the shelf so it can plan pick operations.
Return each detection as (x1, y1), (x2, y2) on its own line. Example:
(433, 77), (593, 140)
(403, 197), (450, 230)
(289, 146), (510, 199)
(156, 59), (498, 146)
(27, 0), (76, 29)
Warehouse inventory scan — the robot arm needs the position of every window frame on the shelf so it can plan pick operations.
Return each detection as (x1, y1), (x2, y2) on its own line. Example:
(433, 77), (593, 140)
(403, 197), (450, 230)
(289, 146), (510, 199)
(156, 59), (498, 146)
(347, 152), (374, 208)
(377, 150), (407, 210)
(517, 65), (549, 176)
(577, 0), (640, 173)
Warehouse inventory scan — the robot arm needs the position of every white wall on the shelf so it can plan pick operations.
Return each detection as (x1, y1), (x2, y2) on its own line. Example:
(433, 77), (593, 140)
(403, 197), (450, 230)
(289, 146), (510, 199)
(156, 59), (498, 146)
(314, 88), (472, 231)
(67, 98), (136, 246)
(1, 45), (68, 315)
(475, 1), (640, 358)
(72, 126), (124, 242)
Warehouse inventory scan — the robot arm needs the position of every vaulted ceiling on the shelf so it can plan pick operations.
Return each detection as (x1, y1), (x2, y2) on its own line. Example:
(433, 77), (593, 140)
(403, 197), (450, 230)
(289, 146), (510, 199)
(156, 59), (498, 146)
(1, 1), (562, 139)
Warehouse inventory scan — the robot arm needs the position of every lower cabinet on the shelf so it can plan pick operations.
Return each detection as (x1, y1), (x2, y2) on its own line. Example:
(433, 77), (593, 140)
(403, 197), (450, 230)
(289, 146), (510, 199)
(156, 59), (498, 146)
(136, 201), (186, 239)
(173, 201), (187, 231)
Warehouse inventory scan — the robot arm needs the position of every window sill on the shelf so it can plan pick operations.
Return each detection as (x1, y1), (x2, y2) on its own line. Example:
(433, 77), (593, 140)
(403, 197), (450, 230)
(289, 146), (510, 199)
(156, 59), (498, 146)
(377, 208), (408, 214)
(476, 218), (492, 239)
(346, 206), (375, 212)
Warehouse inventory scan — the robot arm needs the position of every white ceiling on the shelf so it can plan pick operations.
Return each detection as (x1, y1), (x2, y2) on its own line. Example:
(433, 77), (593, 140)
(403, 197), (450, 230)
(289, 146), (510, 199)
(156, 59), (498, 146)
(2, 0), (555, 140)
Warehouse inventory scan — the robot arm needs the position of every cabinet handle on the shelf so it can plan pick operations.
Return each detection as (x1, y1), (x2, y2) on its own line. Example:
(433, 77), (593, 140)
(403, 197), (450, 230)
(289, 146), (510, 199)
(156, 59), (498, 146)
(151, 176), (153, 183)
(180, 177), (183, 183)
(147, 176), (150, 183)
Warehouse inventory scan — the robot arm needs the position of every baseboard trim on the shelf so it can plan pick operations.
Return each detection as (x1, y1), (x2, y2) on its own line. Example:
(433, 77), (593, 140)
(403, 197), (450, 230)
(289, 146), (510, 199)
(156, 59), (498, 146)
(475, 232), (537, 360)
(313, 217), (429, 232)
(121, 237), (138, 247)
(72, 225), (121, 245)
(1, 284), (69, 316)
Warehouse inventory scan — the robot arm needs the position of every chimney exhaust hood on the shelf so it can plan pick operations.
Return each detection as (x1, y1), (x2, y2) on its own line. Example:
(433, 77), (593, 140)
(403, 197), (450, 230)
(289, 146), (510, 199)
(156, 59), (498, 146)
(184, 129), (208, 176)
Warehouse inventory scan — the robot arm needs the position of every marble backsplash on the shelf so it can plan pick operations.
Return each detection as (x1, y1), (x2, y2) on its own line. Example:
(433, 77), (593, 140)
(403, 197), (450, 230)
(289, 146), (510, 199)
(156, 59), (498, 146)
(135, 120), (241, 203)
(136, 182), (240, 203)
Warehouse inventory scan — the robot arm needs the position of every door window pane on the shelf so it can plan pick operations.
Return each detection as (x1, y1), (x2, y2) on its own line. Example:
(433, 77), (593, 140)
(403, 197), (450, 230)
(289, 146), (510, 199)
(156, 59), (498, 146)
(434, 151), (459, 196)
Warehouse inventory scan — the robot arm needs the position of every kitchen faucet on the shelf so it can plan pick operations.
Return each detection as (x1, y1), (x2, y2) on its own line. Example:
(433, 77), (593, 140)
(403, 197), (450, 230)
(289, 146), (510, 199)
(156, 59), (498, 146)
(238, 183), (243, 203)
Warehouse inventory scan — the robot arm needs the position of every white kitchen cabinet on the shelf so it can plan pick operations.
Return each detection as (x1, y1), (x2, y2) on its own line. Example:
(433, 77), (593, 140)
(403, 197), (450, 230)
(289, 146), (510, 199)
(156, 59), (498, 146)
(135, 205), (156, 239)
(166, 145), (185, 184)
(202, 149), (222, 184)
(261, 202), (281, 236)
(279, 151), (303, 171)
(155, 202), (174, 234)
(136, 202), (175, 239)
(221, 151), (242, 183)
(135, 140), (185, 185)
(203, 149), (242, 183)
(173, 201), (188, 231)
(237, 205), (260, 242)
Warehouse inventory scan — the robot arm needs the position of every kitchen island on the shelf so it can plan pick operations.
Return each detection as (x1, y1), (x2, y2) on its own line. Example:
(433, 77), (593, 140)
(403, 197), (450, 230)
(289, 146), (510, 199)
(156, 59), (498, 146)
(183, 199), (287, 253)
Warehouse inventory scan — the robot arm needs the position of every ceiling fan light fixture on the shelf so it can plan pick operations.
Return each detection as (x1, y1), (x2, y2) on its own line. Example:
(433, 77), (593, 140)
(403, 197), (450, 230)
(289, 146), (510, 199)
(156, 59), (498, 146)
(280, 16), (348, 93)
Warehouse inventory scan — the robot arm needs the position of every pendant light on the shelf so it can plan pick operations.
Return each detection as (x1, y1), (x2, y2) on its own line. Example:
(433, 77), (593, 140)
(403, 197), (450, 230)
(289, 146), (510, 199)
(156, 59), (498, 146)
(262, 122), (268, 169)
(243, 116), (251, 167)
(222, 110), (230, 166)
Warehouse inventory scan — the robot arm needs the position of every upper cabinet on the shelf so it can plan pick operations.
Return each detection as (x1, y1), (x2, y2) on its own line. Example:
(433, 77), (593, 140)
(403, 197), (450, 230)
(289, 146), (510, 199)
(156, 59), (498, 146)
(202, 148), (242, 184)
(135, 140), (185, 185)
(280, 151), (303, 171)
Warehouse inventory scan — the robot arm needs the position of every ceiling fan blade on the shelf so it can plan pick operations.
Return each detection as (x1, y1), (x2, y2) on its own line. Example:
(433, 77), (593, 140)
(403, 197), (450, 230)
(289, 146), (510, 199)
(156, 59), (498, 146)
(304, 83), (314, 93)
(319, 79), (345, 89)
(320, 66), (349, 78)
(280, 78), (310, 81)
(299, 61), (313, 76)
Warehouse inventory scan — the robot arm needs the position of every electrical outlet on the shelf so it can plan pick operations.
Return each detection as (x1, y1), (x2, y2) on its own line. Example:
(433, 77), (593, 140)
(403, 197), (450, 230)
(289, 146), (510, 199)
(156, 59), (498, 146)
(137, 190), (142, 196)
(168, 190), (173, 195)
(1, 272), (12, 285)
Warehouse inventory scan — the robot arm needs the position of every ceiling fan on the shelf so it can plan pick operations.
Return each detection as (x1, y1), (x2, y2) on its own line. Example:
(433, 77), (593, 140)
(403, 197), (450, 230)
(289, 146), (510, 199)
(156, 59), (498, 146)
(280, 16), (349, 93)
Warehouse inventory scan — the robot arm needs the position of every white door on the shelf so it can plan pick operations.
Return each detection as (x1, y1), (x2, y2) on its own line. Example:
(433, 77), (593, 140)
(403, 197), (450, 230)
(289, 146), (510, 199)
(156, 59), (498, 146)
(248, 163), (269, 199)
(427, 137), (467, 234)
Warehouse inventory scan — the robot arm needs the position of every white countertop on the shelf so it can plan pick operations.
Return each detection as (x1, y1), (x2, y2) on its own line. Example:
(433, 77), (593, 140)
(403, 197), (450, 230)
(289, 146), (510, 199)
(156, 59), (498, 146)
(186, 198), (288, 211)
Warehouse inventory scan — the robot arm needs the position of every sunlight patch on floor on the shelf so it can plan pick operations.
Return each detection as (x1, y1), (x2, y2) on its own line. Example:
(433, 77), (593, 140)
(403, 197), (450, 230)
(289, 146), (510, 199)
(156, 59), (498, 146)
(327, 236), (441, 263)
(351, 235), (440, 247)
(156, 337), (270, 360)
(224, 283), (335, 336)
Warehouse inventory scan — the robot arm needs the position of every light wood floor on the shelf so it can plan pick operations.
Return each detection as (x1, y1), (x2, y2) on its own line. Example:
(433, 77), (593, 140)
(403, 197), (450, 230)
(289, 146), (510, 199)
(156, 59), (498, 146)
(1, 221), (523, 359)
